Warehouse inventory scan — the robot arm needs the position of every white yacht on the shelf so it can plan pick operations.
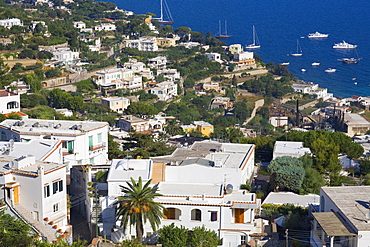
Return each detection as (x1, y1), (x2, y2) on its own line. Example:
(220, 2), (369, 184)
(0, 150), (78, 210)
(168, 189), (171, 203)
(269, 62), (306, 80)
(307, 31), (329, 38)
(301, 69), (306, 72)
(311, 62), (320, 66)
(333, 41), (358, 49)
(280, 62), (290, 66)
(325, 68), (337, 73)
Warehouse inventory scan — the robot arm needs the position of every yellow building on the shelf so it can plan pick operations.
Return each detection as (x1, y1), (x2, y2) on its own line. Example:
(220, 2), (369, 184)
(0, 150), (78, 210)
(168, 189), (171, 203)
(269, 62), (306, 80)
(229, 44), (243, 54)
(181, 121), (214, 137)
(156, 37), (177, 47)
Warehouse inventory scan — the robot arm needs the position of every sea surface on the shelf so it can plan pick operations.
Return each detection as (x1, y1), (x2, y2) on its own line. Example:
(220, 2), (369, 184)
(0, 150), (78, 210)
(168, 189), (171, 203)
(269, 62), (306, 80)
(110, 0), (370, 98)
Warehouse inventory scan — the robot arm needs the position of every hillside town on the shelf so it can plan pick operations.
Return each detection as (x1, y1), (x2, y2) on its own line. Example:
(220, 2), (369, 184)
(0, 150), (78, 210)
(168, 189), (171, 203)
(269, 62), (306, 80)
(1, 0), (370, 247)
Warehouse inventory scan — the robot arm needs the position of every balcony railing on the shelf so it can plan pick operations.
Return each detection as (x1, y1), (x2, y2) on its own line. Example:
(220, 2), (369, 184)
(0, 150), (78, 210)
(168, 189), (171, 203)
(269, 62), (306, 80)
(89, 142), (106, 151)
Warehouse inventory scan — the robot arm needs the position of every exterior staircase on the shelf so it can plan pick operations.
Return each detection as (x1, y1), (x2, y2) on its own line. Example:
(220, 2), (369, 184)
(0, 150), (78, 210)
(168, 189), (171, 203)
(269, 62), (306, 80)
(13, 204), (57, 242)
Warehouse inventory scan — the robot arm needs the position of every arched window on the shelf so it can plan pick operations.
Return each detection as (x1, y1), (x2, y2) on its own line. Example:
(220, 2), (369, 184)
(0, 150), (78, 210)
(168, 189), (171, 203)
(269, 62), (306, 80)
(191, 209), (201, 221)
(6, 101), (18, 109)
(163, 208), (181, 220)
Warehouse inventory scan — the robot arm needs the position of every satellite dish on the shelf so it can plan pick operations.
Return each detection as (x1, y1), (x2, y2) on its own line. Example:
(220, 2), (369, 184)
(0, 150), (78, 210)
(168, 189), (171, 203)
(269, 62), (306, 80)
(9, 160), (14, 168)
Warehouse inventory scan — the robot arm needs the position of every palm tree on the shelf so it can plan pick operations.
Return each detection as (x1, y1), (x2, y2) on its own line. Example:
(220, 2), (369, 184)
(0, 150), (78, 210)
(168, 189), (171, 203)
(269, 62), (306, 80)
(115, 177), (164, 243)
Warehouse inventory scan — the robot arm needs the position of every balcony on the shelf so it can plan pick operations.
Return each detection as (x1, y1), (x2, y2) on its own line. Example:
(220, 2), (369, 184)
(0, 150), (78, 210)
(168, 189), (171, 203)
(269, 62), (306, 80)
(89, 142), (106, 151)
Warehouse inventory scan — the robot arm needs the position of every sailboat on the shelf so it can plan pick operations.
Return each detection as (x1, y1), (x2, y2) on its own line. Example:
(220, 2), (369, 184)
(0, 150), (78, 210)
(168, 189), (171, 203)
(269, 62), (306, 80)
(153, 0), (174, 24)
(246, 25), (260, 49)
(215, 20), (231, 39)
(339, 48), (362, 64)
(290, 39), (302, 57)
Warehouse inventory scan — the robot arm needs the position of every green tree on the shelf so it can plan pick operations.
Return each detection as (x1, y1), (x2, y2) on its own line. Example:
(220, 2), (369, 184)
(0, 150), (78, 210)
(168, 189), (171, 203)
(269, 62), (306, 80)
(115, 177), (164, 243)
(126, 102), (159, 117)
(0, 210), (33, 247)
(359, 157), (370, 175)
(158, 223), (188, 247)
(24, 73), (42, 93)
(188, 226), (218, 247)
(268, 156), (305, 192)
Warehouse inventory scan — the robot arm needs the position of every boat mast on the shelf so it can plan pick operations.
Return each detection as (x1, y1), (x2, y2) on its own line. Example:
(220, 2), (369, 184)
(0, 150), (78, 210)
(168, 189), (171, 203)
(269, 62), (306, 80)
(160, 0), (163, 21)
(219, 20), (221, 36)
(252, 25), (256, 45)
(225, 21), (227, 36)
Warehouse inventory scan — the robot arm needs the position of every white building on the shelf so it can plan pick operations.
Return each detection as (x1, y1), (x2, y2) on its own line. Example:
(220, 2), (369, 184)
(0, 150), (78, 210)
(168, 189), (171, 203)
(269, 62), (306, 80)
(0, 18), (22, 29)
(94, 23), (116, 32)
(311, 186), (370, 247)
(292, 81), (333, 100)
(149, 81), (177, 101)
(157, 69), (181, 81)
(73, 21), (86, 29)
(123, 60), (154, 80)
(147, 56), (167, 69)
(0, 119), (109, 169)
(0, 154), (71, 243)
(269, 116), (289, 127)
(204, 52), (221, 62)
(102, 141), (258, 246)
(101, 97), (130, 113)
(51, 47), (80, 64)
(125, 37), (158, 51)
(234, 51), (253, 61)
(29, 21), (48, 32)
(0, 90), (20, 114)
(94, 68), (143, 91)
(272, 141), (311, 160)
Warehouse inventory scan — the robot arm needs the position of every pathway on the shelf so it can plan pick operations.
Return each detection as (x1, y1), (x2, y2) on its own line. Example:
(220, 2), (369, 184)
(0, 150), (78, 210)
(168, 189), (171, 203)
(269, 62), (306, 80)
(244, 99), (265, 125)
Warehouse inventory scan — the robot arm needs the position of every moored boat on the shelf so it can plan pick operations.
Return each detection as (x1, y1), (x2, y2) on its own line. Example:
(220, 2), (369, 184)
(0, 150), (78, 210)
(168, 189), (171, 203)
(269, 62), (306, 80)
(311, 62), (320, 66)
(341, 58), (362, 64)
(333, 41), (357, 49)
(308, 31), (329, 38)
(246, 25), (260, 49)
(325, 68), (337, 73)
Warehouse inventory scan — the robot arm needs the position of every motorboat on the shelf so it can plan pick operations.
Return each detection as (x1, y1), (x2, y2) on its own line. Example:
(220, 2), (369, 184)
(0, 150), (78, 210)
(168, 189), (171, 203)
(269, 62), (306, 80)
(280, 62), (290, 66)
(311, 62), (320, 66)
(333, 41), (357, 49)
(325, 68), (337, 73)
(307, 31), (329, 38)
(301, 69), (306, 72)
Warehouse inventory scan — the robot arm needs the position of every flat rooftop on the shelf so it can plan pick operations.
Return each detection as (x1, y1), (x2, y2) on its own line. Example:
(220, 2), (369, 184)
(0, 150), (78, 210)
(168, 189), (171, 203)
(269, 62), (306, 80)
(0, 119), (108, 135)
(344, 113), (370, 125)
(0, 155), (62, 175)
(322, 186), (370, 231)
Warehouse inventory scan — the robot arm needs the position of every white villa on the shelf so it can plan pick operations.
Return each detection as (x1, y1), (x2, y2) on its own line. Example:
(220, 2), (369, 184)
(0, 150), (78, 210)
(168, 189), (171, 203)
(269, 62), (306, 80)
(204, 52), (221, 62)
(272, 141), (312, 160)
(0, 18), (22, 28)
(292, 81), (333, 100)
(50, 47), (80, 64)
(0, 90), (20, 114)
(73, 21), (86, 29)
(125, 37), (158, 51)
(94, 23), (116, 32)
(0, 119), (109, 169)
(149, 81), (178, 101)
(147, 56), (167, 69)
(101, 141), (258, 246)
(94, 68), (143, 92)
(157, 69), (181, 81)
(0, 154), (71, 243)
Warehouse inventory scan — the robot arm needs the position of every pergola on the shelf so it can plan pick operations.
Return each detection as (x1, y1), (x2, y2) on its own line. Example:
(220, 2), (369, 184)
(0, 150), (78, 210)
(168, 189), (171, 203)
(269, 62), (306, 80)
(312, 212), (357, 247)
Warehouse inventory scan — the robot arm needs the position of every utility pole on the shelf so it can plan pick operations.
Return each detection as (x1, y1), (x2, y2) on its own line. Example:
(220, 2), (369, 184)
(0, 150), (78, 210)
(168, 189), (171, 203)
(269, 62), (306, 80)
(285, 229), (289, 247)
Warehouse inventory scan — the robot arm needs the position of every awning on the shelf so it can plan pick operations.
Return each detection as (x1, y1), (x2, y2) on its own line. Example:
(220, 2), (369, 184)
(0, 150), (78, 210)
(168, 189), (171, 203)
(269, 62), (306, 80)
(312, 212), (357, 237)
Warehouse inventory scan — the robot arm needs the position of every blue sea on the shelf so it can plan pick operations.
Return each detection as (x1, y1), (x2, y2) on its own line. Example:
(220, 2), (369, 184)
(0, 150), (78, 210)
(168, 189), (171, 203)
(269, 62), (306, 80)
(111, 0), (370, 98)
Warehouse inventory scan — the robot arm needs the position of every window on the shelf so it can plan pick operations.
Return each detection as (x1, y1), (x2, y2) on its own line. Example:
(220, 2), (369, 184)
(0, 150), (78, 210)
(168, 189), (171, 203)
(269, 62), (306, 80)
(89, 136), (93, 149)
(53, 181), (58, 194)
(58, 180), (63, 192)
(53, 203), (59, 212)
(241, 235), (247, 244)
(89, 157), (94, 165)
(191, 209), (202, 221)
(211, 211), (218, 222)
(44, 185), (50, 198)
(163, 208), (180, 220)
(98, 133), (102, 143)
